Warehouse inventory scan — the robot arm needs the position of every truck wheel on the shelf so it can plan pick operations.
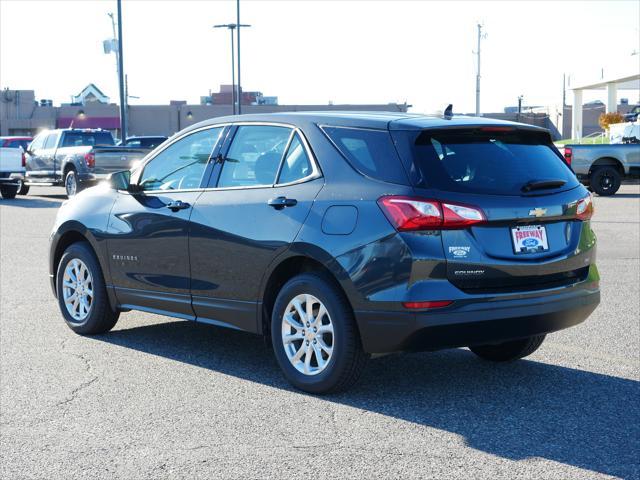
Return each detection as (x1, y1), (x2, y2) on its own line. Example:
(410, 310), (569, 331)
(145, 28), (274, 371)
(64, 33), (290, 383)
(271, 272), (369, 394)
(0, 185), (19, 199)
(56, 241), (119, 335)
(64, 169), (81, 197)
(16, 179), (29, 195)
(469, 335), (545, 362)
(590, 166), (621, 196)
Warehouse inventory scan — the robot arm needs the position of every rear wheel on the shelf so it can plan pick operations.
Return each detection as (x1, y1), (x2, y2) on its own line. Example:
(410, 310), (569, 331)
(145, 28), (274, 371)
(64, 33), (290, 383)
(0, 185), (18, 199)
(590, 166), (621, 196)
(56, 242), (119, 335)
(271, 272), (369, 394)
(469, 335), (545, 362)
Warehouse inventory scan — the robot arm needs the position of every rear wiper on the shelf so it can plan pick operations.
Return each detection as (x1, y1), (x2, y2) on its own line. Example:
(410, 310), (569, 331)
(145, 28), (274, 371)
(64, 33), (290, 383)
(521, 179), (567, 192)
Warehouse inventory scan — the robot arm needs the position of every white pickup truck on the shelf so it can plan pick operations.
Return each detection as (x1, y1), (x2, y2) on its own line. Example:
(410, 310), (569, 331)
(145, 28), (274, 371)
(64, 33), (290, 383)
(0, 146), (24, 199)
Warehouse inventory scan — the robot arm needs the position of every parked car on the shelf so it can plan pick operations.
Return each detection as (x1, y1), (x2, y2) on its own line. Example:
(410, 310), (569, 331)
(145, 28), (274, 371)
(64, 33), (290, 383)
(563, 143), (640, 195)
(0, 144), (25, 199)
(49, 112), (600, 393)
(623, 104), (639, 123)
(0, 136), (32, 194)
(118, 136), (168, 149)
(1, 136), (33, 150)
(24, 128), (150, 197)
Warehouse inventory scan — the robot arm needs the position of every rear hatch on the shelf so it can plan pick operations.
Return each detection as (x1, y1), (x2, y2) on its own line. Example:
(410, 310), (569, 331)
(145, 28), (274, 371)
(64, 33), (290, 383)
(390, 125), (594, 294)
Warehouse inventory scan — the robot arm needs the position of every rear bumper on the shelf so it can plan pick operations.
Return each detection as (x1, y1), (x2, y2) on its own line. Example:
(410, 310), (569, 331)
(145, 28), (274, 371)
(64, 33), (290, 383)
(354, 285), (600, 353)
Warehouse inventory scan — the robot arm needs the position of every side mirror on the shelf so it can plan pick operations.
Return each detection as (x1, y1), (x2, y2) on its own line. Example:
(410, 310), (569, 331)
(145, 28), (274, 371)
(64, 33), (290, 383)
(108, 170), (133, 191)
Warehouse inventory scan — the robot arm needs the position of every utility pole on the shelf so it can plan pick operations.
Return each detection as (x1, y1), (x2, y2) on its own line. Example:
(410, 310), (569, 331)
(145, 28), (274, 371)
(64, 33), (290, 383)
(517, 95), (523, 122)
(116, 0), (127, 140)
(475, 23), (486, 117)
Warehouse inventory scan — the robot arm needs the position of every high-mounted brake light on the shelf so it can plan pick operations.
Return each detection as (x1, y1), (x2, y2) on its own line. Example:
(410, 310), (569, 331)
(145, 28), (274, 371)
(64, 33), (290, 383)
(480, 126), (515, 132)
(84, 152), (95, 168)
(377, 196), (486, 231)
(403, 301), (453, 310)
(564, 146), (572, 166)
(575, 194), (593, 221)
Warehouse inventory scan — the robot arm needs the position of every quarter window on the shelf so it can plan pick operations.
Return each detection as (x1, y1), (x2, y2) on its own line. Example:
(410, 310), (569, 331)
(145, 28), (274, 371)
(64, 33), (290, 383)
(277, 133), (313, 184)
(218, 125), (292, 188)
(139, 127), (222, 191)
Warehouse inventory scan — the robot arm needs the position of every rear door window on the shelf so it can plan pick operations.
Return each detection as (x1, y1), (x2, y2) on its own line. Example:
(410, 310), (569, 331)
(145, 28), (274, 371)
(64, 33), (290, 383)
(322, 126), (408, 185)
(391, 128), (579, 195)
(277, 133), (313, 184)
(218, 125), (292, 188)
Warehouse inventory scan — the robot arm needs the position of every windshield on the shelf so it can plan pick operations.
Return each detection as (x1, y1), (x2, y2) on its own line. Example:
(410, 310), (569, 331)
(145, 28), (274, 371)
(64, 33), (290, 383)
(391, 128), (579, 196)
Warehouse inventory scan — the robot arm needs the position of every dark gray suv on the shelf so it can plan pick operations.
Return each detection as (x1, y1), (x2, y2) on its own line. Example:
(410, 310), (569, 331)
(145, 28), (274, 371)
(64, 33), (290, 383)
(49, 112), (600, 393)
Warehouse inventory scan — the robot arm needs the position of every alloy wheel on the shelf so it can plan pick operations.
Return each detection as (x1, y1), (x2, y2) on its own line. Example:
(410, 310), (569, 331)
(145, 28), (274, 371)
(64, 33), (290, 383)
(62, 258), (94, 322)
(66, 172), (77, 196)
(281, 294), (334, 376)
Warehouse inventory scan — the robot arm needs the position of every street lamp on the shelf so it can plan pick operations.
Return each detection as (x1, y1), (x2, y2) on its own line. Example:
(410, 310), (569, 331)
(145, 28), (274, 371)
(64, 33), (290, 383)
(214, 23), (250, 115)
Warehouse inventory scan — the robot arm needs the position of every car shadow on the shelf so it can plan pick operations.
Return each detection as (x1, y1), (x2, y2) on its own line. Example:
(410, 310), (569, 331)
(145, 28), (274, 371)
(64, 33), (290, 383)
(605, 193), (640, 199)
(94, 320), (639, 478)
(0, 194), (65, 208)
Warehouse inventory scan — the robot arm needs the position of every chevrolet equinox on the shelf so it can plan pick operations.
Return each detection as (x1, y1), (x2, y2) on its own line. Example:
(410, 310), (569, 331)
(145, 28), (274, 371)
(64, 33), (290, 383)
(50, 112), (600, 393)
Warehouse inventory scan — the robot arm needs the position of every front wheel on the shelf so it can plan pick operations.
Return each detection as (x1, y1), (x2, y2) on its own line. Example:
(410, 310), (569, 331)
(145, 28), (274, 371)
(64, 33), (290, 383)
(16, 179), (29, 195)
(271, 272), (369, 394)
(56, 242), (119, 335)
(469, 335), (545, 362)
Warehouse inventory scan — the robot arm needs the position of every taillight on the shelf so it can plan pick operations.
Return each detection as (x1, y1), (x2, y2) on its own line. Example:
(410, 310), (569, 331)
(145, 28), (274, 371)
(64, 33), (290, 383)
(21, 151), (26, 167)
(575, 194), (593, 221)
(84, 152), (95, 168)
(377, 196), (486, 231)
(564, 147), (572, 166)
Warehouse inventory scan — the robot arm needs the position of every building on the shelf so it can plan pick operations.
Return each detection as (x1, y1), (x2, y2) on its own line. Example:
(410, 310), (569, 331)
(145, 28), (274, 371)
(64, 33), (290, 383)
(202, 85), (278, 106)
(70, 84), (110, 105)
(0, 87), (408, 138)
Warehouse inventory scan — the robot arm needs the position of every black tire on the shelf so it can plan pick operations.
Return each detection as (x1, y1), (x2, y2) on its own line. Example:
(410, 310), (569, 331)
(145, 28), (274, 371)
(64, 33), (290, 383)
(590, 166), (621, 196)
(0, 185), (18, 199)
(469, 335), (546, 362)
(271, 272), (369, 394)
(56, 241), (119, 335)
(64, 168), (82, 198)
(17, 179), (29, 195)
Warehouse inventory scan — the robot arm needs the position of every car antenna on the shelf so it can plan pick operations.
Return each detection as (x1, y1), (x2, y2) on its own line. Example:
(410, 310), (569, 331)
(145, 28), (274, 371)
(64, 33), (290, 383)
(444, 104), (453, 119)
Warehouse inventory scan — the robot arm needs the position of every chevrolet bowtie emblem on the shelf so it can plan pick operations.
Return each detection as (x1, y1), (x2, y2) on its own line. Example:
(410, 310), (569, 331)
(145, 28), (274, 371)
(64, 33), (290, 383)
(529, 208), (547, 217)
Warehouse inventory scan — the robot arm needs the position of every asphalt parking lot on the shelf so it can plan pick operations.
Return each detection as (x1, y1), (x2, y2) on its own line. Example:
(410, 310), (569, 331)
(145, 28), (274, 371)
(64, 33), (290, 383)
(1, 185), (638, 480)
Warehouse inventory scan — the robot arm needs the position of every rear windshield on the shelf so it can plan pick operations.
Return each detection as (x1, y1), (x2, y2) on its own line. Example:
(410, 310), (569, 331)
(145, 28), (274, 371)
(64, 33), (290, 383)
(391, 128), (578, 195)
(61, 131), (115, 147)
(322, 126), (408, 185)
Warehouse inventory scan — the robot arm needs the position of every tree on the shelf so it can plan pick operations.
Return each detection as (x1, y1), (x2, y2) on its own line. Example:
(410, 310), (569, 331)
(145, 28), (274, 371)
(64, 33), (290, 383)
(599, 112), (624, 131)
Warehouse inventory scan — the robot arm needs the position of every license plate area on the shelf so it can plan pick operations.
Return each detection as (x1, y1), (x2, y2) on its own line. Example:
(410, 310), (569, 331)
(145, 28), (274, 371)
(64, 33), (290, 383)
(511, 225), (549, 254)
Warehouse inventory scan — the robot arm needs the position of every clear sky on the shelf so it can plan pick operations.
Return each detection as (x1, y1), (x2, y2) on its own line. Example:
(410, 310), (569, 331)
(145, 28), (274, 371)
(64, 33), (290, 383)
(1, 0), (639, 114)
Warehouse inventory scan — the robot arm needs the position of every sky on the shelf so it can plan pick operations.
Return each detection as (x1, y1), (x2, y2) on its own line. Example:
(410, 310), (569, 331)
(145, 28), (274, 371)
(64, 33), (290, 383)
(1, 0), (639, 114)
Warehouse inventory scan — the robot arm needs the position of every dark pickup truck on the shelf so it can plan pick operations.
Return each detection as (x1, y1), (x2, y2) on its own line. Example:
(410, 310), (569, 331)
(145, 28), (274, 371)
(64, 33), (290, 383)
(24, 128), (150, 197)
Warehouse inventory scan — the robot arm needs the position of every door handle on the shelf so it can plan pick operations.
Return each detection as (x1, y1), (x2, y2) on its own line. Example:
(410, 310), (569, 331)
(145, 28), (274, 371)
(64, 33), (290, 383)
(268, 196), (297, 210)
(166, 200), (191, 212)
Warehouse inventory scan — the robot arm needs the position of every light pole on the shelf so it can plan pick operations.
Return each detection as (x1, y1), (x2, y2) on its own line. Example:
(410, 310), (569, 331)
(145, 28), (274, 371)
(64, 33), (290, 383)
(214, 22), (250, 115)
(235, 1), (252, 115)
(116, 0), (127, 139)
